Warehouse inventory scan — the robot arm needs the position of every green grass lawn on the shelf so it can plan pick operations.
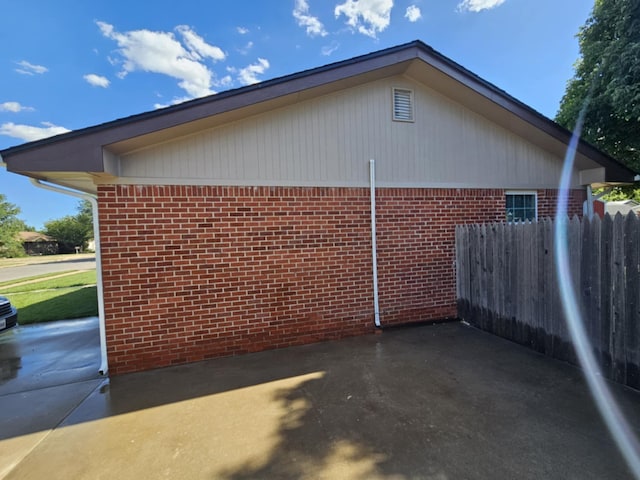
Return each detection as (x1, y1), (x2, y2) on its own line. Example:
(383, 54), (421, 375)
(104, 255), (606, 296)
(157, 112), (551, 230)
(1, 271), (98, 324)
(1, 271), (97, 293)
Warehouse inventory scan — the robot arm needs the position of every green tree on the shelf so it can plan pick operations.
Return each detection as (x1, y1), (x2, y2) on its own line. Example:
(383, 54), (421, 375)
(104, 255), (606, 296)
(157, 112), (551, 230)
(44, 215), (91, 253)
(556, 0), (640, 174)
(76, 200), (94, 236)
(43, 200), (94, 253)
(0, 194), (29, 257)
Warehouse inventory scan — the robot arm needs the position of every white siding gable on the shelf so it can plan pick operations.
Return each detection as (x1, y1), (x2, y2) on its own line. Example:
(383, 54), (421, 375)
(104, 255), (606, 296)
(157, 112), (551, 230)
(117, 76), (578, 189)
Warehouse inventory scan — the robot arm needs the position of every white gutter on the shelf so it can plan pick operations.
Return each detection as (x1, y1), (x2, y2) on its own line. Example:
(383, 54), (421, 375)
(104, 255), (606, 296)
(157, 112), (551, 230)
(28, 178), (108, 375)
(369, 159), (381, 328)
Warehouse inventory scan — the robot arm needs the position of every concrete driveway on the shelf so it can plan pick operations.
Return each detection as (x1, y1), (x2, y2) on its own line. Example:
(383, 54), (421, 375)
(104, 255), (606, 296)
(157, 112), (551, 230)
(2, 322), (640, 479)
(0, 318), (102, 478)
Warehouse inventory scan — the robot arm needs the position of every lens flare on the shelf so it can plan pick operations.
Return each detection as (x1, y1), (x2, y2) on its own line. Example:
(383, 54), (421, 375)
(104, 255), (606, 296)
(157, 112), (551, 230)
(555, 111), (640, 478)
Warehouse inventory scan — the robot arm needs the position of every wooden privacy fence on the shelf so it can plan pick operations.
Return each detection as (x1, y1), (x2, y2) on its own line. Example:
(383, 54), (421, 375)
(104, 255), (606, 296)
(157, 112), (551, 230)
(455, 214), (640, 390)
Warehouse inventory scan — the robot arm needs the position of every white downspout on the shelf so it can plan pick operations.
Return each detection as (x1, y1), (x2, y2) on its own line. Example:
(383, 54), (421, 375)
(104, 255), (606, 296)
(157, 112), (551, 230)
(369, 159), (381, 328)
(585, 185), (594, 218)
(28, 178), (108, 375)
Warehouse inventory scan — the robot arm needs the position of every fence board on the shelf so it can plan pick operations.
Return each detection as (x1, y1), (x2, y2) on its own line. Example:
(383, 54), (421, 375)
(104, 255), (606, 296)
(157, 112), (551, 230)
(624, 214), (640, 388)
(523, 221), (533, 345)
(455, 214), (640, 390)
(601, 214), (613, 378)
(612, 213), (626, 383)
(542, 218), (555, 355)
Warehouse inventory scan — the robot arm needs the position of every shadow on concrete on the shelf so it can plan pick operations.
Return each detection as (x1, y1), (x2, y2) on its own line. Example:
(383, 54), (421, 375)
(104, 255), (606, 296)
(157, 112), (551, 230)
(0, 318), (100, 395)
(0, 318), (102, 442)
(51, 324), (640, 479)
(0, 334), (20, 384)
(210, 324), (640, 480)
(3, 323), (640, 478)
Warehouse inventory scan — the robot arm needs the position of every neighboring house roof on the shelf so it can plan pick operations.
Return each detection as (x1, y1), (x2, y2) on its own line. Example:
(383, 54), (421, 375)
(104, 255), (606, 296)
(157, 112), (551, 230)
(604, 200), (640, 216)
(0, 40), (636, 193)
(18, 231), (56, 243)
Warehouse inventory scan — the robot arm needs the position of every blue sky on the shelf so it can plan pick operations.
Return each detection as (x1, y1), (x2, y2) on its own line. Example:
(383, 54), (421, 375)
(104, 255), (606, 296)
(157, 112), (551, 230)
(1, 0), (592, 230)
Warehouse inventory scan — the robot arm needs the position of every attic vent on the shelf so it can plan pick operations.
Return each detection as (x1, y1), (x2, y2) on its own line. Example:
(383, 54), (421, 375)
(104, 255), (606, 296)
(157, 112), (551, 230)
(392, 88), (414, 122)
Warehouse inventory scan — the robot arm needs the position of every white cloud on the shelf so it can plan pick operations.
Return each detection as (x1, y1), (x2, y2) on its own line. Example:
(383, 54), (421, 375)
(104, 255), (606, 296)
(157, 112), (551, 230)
(321, 41), (340, 56)
(293, 0), (328, 37)
(15, 60), (48, 75)
(98, 21), (114, 36)
(0, 102), (34, 113)
(238, 41), (254, 55)
(237, 26), (249, 34)
(176, 25), (226, 61)
(0, 122), (70, 142)
(334, 0), (394, 38)
(236, 58), (270, 85)
(215, 75), (233, 88)
(97, 21), (225, 98)
(83, 74), (110, 88)
(456, 0), (507, 12)
(405, 5), (422, 21)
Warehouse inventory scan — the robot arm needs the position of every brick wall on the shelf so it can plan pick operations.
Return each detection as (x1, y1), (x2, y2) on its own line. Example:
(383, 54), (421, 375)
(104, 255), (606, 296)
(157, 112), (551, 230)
(98, 184), (586, 374)
(538, 188), (586, 218)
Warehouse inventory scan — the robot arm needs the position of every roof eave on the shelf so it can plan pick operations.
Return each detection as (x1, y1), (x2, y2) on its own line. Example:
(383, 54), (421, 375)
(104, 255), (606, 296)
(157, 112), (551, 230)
(1, 39), (636, 183)
(0, 41), (425, 162)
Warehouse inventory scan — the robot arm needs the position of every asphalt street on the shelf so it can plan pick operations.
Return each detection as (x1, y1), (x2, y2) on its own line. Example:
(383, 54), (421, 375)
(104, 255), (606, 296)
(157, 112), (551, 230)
(0, 257), (96, 283)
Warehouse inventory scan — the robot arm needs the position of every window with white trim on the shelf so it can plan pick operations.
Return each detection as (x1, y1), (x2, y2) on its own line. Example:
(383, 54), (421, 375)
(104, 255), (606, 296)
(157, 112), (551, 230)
(505, 191), (537, 222)
(392, 88), (414, 122)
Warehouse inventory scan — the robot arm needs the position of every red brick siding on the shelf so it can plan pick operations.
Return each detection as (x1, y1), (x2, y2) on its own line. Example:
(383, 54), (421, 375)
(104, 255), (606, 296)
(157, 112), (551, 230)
(98, 185), (585, 374)
(537, 188), (586, 218)
(376, 188), (502, 325)
(375, 188), (586, 325)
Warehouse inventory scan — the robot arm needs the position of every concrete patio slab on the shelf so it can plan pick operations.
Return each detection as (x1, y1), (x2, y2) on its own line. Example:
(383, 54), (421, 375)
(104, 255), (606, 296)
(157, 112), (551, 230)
(3, 322), (640, 479)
